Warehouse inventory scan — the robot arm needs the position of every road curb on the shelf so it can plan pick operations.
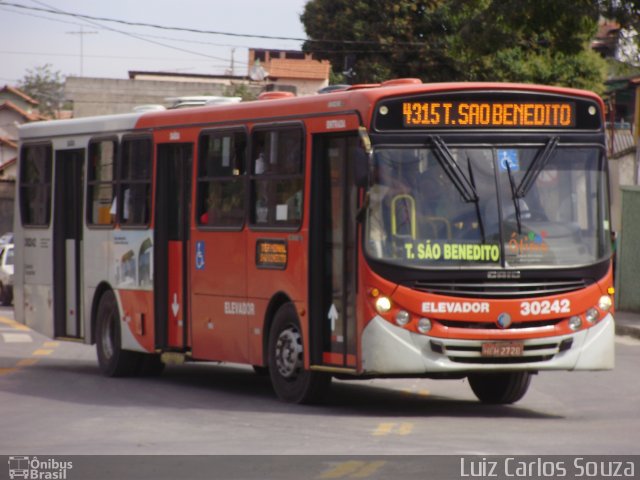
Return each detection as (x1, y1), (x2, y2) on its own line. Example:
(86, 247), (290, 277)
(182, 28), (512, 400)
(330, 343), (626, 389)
(615, 324), (640, 340)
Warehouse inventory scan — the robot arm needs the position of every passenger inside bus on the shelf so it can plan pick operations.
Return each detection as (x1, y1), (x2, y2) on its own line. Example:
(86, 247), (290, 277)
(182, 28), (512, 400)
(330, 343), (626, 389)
(366, 152), (412, 257)
(200, 183), (244, 227)
(200, 187), (222, 225)
(109, 188), (130, 223)
(415, 172), (452, 239)
(255, 152), (266, 174)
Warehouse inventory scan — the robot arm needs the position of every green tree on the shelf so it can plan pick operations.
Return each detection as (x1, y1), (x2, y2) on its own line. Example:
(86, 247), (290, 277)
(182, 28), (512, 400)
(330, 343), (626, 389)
(301, 0), (608, 92)
(17, 64), (66, 118)
(223, 83), (259, 101)
(301, 1), (456, 84)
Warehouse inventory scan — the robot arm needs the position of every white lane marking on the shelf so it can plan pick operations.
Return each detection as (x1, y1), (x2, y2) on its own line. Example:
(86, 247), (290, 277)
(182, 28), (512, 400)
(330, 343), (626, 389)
(1, 333), (33, 343)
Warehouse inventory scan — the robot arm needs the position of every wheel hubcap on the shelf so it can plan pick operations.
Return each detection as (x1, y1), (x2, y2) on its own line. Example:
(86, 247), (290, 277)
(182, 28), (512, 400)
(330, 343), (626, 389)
(275, 326), (303, 379)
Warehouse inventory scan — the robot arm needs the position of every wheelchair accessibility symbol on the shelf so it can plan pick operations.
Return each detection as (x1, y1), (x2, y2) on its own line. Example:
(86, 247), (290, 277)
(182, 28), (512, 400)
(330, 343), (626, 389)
(195, 241), (205, 270)
(498, 149), (519, 172)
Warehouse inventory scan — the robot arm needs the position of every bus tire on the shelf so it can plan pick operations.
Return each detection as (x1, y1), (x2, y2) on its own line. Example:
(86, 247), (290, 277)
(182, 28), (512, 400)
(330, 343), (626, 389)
(268, 303), (330, 404)
(467, 372), (532, 404)
(95, 290), (141, 377)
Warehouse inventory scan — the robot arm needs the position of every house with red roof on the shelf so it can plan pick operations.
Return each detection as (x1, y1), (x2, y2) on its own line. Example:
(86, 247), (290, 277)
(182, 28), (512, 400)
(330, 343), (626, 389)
(0, 85), (44, 233)
(0, 86), (46, 181)
(0, 85), (39, 113)
(248, 49), (331, 96)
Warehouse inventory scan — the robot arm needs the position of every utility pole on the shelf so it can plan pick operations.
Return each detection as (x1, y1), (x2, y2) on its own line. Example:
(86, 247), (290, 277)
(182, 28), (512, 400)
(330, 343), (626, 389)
(635, 85), (640, 184)
(66, 26), (97, 76)
(228, 48), (236, 76)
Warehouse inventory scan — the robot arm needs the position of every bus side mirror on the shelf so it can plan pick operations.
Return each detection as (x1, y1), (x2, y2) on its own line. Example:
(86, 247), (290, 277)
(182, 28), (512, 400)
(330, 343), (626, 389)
(355, 126), (372, 188)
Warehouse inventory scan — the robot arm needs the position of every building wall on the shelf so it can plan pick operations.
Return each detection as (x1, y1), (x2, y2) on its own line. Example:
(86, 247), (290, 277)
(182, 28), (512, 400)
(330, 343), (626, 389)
(65, 77), (261, 117)
(608, 150), (637, 233)
(0, 108), (24, 138)
(617, 186), (640, 311)
(0, 144), (16, 168)
(248, 49), (331, 96)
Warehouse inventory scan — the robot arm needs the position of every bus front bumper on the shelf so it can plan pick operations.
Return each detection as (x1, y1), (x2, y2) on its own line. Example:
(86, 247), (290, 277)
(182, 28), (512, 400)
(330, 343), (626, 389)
(361, 314), (615, 375)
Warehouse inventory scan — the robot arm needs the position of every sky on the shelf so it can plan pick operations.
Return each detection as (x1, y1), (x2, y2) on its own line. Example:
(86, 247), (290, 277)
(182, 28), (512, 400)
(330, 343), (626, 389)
(0, 0), (309, 85)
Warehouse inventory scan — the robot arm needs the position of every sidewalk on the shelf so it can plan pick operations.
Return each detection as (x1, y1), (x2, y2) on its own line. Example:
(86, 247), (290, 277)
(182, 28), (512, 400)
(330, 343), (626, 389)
(615, 310), (640, 340)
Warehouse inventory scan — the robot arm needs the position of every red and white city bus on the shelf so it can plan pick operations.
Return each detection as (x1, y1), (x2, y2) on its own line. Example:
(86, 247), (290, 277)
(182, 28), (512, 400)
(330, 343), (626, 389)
(15, 79), (615, 404)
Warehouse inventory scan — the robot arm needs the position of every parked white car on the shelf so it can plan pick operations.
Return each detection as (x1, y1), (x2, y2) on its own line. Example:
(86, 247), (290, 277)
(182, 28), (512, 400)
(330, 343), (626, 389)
(0, 243), (14, 306)
(0, 231), (13, 245)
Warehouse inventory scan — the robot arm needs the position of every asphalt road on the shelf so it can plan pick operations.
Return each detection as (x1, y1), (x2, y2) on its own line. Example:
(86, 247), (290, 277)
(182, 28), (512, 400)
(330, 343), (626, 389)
(1, 305), (639, 478)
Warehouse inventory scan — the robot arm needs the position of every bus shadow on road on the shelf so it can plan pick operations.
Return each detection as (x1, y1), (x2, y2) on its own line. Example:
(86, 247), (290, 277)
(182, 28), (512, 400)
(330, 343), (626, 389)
(325, 380), (562, 419)
(2, 358), (561, 420)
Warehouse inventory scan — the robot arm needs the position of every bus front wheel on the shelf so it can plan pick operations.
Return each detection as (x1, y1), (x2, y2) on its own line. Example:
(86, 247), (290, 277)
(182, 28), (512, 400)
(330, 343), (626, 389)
(96, 290), (141, 377)
(467, 372), (532, 404)
(268, 303), (330, 404)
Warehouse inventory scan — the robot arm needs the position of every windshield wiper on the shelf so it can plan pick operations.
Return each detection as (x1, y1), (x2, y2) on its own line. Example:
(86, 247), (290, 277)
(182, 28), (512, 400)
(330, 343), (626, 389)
(466, 154), (486, 243)
(505, 161), (522, 234)
(516, 136), (559, 198)
(431, 136), (478, 203)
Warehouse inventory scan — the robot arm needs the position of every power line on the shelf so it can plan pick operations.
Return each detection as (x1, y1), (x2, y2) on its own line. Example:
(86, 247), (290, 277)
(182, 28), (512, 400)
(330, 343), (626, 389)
(25, 0), (232, 63)
(0, 50), (222, 62)
(0, 4), (255, 51)
(0, 1), (308, 42)
(0, 1), (427, 47)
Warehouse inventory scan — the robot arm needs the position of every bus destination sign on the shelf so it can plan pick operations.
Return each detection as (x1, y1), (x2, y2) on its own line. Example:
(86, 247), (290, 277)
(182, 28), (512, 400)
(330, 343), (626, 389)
(402, 101), (575, 128)
(256, 239), (288, 269)
(374, 91), (602, 131)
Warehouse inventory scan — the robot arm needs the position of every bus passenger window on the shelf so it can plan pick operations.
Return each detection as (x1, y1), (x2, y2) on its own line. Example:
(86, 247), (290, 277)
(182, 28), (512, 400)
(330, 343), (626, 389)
(120, 137), (152, 226)
(196, 130), (246, 228)
(250, 127), (303, 227)
(87, 139), (116, 226)
(19, 144), (52, 227)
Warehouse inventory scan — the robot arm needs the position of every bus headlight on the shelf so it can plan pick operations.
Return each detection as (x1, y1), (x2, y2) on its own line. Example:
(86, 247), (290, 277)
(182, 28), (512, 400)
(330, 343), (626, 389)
(598, 295), (612, 312)
(417, 317), (432, 334)
(375, 296), (392, 315)
(395, 310), (410, 326)
(585, 308), (600, 324)
(568, 316), (582, 331)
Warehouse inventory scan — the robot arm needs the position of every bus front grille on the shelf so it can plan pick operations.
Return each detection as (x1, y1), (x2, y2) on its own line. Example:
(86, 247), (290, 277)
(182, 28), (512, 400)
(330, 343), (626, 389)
(411, 279), (588, 299)
(438, 318), (563, 330)
(430, 338), (573, 364)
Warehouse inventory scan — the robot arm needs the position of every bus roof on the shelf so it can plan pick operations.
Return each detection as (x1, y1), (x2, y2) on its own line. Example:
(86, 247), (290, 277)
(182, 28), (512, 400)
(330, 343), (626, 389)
(19, 111), (144, 141)
(18, 81), (604, 140)
(134, 80), (604, 130)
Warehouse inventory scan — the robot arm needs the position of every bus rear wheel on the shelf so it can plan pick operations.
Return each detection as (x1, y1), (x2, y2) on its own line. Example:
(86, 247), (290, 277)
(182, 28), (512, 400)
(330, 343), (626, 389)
(467, 372), (532, 404)
(268, 303), (330, 404)
(96, 290), (141, 377)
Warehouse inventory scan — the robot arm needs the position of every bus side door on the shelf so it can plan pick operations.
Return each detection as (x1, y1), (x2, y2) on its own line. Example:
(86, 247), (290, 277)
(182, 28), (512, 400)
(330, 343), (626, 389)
(53, 148), (84, 339)
(155, 143), (193, 350)
(309, 133), (359, 369)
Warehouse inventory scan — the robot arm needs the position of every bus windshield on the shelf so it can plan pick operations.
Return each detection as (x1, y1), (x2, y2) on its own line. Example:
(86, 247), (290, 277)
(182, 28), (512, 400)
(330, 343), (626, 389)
(364, 143), (611, 268)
